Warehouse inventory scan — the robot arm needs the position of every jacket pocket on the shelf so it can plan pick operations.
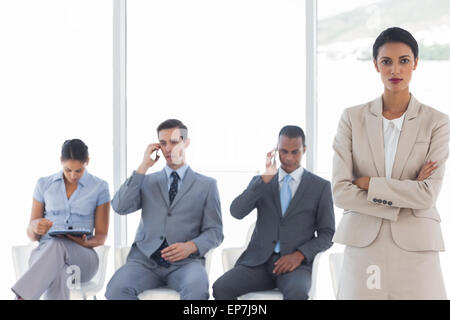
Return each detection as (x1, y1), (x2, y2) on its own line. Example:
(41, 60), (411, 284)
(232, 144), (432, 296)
(412, 207), (441, 222)
(134, 231), (145, 242)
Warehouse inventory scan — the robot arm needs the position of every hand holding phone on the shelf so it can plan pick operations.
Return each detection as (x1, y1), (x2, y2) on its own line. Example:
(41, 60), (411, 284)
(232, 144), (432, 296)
(262, 147), (278, 183)
(137, 143), (161, 174)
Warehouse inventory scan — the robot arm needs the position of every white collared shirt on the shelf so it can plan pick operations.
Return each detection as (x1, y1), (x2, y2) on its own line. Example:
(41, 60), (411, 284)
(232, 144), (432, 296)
(383, 114), (405, 178)
(278, 166), (304, 196)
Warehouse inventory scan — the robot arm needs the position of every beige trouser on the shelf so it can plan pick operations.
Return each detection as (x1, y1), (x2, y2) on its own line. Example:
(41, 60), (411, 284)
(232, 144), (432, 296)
(338, 219), (447, 300)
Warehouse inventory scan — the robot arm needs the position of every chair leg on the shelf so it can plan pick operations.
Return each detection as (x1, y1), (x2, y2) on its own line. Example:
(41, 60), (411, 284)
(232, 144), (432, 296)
(93, 295), (97, 300)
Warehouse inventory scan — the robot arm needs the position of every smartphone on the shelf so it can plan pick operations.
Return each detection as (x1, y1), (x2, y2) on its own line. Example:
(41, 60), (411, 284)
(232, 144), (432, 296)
(272, 146), (278, 165)
(150, 148), (160, 161)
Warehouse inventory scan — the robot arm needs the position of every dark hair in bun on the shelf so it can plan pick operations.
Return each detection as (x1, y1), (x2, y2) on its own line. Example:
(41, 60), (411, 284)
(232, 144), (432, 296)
(61, 139), (89, 162)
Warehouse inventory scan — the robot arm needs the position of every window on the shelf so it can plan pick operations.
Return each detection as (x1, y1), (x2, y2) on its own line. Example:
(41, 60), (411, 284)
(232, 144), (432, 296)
(0, 0), (112, 299)
(318, 0), (450, 298)
(5, 0), (448, 300)
(127, 0), (306, 289)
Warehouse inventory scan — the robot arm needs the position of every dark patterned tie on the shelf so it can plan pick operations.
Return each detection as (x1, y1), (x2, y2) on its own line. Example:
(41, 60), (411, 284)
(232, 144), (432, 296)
(169, 171), (180, 205)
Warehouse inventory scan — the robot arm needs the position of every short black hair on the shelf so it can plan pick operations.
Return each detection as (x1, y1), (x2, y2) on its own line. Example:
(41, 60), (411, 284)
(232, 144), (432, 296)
(157, 119), (188, 140)
(61, 139), (89, 162)
(278, 125), (306, 145)
(373, 27), (419, 60)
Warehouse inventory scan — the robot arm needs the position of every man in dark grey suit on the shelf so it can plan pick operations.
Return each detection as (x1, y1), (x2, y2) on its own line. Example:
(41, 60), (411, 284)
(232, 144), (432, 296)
(106, 119), (223, 300)
(213, 125), (335, 300)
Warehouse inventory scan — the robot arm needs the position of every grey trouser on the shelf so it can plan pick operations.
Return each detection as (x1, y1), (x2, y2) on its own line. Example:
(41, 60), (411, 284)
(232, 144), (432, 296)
(212, 253), (312, 300)
(105, 244), (209, 300)
(11, 237), (99, 300)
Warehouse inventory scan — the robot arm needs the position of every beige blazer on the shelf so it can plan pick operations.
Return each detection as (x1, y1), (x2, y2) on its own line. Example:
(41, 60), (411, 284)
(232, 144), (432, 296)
(332, 94), (450, 251)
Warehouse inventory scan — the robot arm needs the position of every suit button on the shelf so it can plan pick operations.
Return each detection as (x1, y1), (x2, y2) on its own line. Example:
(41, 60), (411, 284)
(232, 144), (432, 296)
(382, 200), (387, 204)
(160, 236), (164, 240)
(168, 212), (172, 217)
(388, 201), (393, 206)
(373, 198), (377, 203)
(378, 199), (383, 203)
(272, 240), (276, 244)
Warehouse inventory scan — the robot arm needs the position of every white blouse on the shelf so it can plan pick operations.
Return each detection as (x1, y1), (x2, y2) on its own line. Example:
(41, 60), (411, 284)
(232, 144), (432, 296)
(383, 113), (406, 178)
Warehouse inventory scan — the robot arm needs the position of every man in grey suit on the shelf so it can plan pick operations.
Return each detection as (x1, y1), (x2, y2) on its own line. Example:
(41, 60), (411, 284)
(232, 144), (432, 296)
(213, 125), (335, 300)
(106, 119), (223, 300)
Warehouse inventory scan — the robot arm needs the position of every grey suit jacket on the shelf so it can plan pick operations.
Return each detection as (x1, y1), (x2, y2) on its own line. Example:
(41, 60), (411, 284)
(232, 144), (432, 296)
(230, 169), (335, 267)
(112, 167), (224, 265)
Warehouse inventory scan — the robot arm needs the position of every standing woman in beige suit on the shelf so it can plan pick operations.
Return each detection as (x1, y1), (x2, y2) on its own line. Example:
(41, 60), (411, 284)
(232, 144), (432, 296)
(332, 27), (450, 299)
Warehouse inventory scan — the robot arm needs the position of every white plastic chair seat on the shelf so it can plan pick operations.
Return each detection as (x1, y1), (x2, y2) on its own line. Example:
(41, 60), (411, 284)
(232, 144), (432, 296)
(329, 252), (344, 299)
(114, 246), (214, 300)
(12, 242), (110, 300)
(11, 241), (38, 280)
(138, 287), (180, 300)
(239, 289), (283, 300)
(71, 245), (110, 299)
(221, 248), (244, 272)
(221, 222), (323, 300)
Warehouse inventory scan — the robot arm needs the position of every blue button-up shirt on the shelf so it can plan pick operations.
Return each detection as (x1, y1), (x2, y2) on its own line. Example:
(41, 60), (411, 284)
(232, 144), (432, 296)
(33, 170), (110, 242)
(164, 164), (189, 191)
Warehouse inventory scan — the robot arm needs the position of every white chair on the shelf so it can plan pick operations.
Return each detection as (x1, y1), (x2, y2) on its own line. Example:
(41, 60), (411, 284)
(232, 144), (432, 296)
(71, 245), (110, 300)
(329, 252), (344, 299)
(221, 222), (323, 300)
(11, 242), (110, 300)
(114, 246), (214, 300)
(11, 242), (39, 280)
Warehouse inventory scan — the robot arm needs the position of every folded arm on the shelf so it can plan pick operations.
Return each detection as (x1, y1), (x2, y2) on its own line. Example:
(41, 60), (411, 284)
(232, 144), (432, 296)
(367, 115), (449, 210)
(332, 109), (400, 220)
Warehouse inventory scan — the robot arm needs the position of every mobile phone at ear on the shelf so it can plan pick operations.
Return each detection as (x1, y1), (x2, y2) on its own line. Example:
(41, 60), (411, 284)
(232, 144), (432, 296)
(272, 147), (278, 165)
(151, 148), (159, 161)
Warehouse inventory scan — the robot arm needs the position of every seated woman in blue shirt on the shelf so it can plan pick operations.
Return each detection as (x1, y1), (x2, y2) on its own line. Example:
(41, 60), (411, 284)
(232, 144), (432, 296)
(12, 139), (110, 300)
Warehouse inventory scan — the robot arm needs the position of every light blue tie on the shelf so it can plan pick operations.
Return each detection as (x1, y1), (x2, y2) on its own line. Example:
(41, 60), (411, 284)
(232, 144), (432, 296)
(274, 174), (292, 253)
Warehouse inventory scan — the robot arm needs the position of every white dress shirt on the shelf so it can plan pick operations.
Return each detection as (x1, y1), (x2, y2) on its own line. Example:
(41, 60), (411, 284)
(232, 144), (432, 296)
(383, 114), (405, 178)
(278, 166), (304, 196)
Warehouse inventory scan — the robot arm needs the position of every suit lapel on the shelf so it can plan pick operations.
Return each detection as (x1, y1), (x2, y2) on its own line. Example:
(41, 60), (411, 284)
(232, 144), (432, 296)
(270, 173), (282, 218)
(365, 96), (385, 177)
(390, 95), (421, 179)
(283, 169), (311, 218)
(170, 167), (196, 208)
(157, 170), (170, 208)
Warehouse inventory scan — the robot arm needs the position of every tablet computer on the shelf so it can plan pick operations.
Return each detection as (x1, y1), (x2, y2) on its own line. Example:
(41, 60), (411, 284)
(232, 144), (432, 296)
(48, 230), (93, 237)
